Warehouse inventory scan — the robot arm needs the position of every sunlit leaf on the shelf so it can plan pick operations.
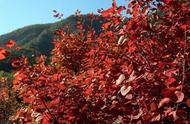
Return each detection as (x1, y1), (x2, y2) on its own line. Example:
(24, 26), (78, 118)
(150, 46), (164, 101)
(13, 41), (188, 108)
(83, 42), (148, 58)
(116, 74), (125, 85)
(120, 85), (132, 96)
(175, 91), (184, 103)
(158, 98), (170, 108)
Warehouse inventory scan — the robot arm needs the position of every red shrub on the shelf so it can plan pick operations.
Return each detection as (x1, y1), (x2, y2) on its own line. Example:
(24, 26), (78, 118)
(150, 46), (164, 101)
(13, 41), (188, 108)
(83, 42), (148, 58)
(9, 0), (190, 123)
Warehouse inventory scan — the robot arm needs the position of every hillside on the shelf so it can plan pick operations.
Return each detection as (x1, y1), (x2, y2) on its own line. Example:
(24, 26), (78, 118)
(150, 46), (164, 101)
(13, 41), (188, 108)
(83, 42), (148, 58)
(0, 15), (103, 71)
(0, 15), (102, 56)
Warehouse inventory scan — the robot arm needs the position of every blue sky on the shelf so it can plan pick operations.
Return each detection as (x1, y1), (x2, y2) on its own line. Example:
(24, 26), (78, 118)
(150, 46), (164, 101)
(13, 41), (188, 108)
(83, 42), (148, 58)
(0, 0), (127, 35)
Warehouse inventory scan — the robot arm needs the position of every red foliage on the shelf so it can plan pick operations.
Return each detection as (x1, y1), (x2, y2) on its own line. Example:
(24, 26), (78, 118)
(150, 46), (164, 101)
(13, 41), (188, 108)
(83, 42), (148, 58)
(5, 39), (16, 48)
(0, 48), (9, 60)
(5, 0), (190, 123)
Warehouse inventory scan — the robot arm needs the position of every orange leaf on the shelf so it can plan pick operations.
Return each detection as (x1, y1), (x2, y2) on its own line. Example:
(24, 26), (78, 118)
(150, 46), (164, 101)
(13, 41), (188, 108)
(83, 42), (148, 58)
(5, 39), (16, 48)
(0, 48), (9, 60)
(150, 102), (158, 111)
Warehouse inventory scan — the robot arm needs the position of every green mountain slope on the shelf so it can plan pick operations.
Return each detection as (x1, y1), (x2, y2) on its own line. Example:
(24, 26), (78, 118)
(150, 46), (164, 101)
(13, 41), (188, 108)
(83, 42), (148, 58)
(0, 15), (103, 71)
(0, 15), (102, 56)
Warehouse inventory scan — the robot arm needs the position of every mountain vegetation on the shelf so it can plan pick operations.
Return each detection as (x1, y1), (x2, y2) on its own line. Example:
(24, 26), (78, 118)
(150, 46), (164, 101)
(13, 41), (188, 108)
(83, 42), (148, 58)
(0, 15), (103, 71)
(0, 15), (102, 56)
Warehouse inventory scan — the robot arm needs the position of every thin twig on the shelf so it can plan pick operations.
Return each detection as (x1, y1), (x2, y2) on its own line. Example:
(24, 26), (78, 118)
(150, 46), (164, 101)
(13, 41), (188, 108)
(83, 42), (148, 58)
(181, 30), (189, 91)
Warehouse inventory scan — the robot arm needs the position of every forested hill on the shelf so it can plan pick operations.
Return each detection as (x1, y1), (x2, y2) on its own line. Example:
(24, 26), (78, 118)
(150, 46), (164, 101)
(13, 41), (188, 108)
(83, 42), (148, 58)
(0, 15), (103, 71)
(0, 15), (102, 56)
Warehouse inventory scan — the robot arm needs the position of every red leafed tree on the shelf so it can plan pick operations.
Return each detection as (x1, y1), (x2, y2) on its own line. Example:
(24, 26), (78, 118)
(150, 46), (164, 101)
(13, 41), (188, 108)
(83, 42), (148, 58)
(9, 0), (190, 123)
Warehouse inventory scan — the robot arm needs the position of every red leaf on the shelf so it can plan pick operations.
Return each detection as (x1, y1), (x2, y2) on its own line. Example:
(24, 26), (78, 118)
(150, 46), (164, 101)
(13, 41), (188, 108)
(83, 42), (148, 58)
(11, 56), (28, 68)
(85, 86), (93, 95)
(187, 99), (190, 107)
(23, 97), (35, 103)
(106, 31), (113, 36)
(163, 0), (171, 4)
(128, 45), (136, 53)
(162, 88), (175, 97)
(102, 22), (112, 29)
(0, 48), (9, 60)
(5, 39), (16, 48)
(42, 114), (51, 124)
(15, 47), (21, 51)
(127, 40), (133, 46)
(100, 8), (114, 18)
(48, 98), (60, 108)
(165, 77), (176, 86)
(11, 59), (21, 68)
(57, 83), (65, 90)
(100, 0), (117, 18)
(181, 24), (188, 31)
(127, 63), (133, 75)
